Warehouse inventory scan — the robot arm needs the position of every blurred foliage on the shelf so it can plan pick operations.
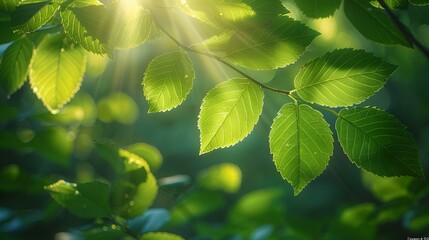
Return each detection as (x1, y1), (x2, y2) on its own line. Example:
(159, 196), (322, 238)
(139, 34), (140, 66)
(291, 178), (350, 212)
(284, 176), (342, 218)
(1, 0), (429, 239)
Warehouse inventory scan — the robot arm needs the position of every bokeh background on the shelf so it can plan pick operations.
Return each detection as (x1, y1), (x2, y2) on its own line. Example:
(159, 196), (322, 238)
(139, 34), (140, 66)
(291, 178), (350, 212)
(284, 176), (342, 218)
(1, 1), (429, 239)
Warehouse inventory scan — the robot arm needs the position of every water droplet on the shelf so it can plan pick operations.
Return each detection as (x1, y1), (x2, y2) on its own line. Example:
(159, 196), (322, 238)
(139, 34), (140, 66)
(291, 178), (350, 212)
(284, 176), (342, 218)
(60, 48), (65, 52)
(219, 12), (223, 16)
(314, 152), (317, 155)
(111, 224), (117, 230)
(129, 201), (135, 206)
(103, 226), (108, 231)
(33, 87), (38, 93)
(184, 74), (188, 79)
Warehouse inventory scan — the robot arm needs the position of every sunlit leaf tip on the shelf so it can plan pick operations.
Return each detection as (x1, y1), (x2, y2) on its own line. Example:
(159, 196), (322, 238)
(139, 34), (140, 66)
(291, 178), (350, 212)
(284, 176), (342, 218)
(198, 78), (264, 154)
(336, 107), (424, 178)
(269, 104), (334, 195)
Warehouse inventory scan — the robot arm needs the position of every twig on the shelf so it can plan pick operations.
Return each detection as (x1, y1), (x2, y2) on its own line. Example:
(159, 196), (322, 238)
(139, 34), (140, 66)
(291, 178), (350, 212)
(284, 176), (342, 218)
(377, 0), (429, 59)
(152, 18), (291, 96)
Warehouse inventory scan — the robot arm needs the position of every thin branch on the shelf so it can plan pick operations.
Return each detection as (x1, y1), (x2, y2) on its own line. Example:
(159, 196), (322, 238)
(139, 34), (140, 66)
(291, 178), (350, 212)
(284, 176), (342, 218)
(377, 0), (429, 59)
(153, 19), (291, 95)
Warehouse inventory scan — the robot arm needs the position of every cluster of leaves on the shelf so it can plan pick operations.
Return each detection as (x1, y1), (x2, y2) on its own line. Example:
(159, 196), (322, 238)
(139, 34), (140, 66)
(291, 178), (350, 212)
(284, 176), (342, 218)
(0, 0), (427, 195)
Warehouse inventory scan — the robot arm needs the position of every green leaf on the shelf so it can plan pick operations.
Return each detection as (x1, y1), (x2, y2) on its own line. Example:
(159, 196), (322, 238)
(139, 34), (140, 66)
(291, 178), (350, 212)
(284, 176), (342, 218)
(71, 1), (154, 49)
(142, 51), (195, 113)
(344, 0), (411, 47)
(409, 0), (429, 5)
(29, 34), (86, 113)
(0, 38), (34, 96)
(336, 107), (424, 177)
(202, 16), (319, 70)
(293, 49), (397, 107)
(0, 0), (20, 13)
(97, 92), (139, 124)
(109, 149), (158, 218)
(60, 0), (108, 55)
(45, 180), (111, 218)
(197, 163), (242, 193)
(11, 0), (59, 33)
(182, 0), (256, 28)
(125, 143), (163, 172)
(140, 232), (185, 240)
(362, 172), (412, 202)
(198, 78), (264, 154)
(294, 0), (341, 18)
(370, 0), (408, 9)
(269, 104), (334, 195)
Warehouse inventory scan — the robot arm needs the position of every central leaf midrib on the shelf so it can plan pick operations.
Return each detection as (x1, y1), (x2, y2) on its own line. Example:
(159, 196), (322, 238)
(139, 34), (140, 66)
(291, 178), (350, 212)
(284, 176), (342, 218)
(295, 69), (388, 92)
(294, 104), (302, 187)
(339, 113), (419, 176)
(202, 81), (251, 151)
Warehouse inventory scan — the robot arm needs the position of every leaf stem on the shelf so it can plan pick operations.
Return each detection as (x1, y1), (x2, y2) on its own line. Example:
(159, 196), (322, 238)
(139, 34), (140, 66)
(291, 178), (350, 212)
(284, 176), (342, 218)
(152, 18), (291, 95)
(377, 0), (429, 59)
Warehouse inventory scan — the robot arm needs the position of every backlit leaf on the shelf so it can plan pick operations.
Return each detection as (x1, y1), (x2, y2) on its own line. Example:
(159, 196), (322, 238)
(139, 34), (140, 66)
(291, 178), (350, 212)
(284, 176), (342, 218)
(344, 0), (411, 46)
(269, 104), (334, 195)
(143, 51), (195, 112)
(293, 49), (397, 107)
(182, 0), (256, 28)
(29, 34), (86, 113)
(125, 143), (163, 172)
(45, 180), (111, 218)
(336, 107), (424, 177)
(198, 78), (263, 154)
(201, 16), (319, 70)
(71, 1), (153, 49)
(0, 38), (33, 96)
(60, 0), (108, 55)
(11, 0), (59, 33)
(294, 0), (341, 18)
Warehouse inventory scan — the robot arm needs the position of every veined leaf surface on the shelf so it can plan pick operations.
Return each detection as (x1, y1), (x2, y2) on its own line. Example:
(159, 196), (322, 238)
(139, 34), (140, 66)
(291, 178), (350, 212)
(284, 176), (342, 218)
(200, 16), (319, 70)
(294, 49), (397, 107)
(336, 107), (424, 177)
(143, 51), (195, 113)
(45, 180), (111, 218)
(198, 78), (263, 154)
(11, 0), (59, 33)
(29, 34), (86, 113)
(344, 0), (411, 47)
(0, 38), (34, 96)
(269, 104), (333, 195)
(60, 0), (108, 55)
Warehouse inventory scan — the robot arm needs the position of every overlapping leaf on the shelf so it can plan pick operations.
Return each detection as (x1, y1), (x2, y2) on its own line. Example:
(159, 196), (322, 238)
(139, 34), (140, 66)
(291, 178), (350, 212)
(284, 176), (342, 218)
(11, 0), (59, 33)
(60, 0), (108, 55)
(293, 49), (397, 107)
(294, 0), (341, 18)
(200, 16), (319, 70)
(71, 1), (153, 49)
(140, 232), (185, 240)
(143, 51), (195, 112)
(336, 107), (424, 177)
(344, 0), (411, 46)
(45, 180), (111, 218)
(269, 104), (333, 195)
(29, 34), (86, 113)
(0, 38), (33, 96)
(182, 0), (255, 28)
(198, 78), (263, 154)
